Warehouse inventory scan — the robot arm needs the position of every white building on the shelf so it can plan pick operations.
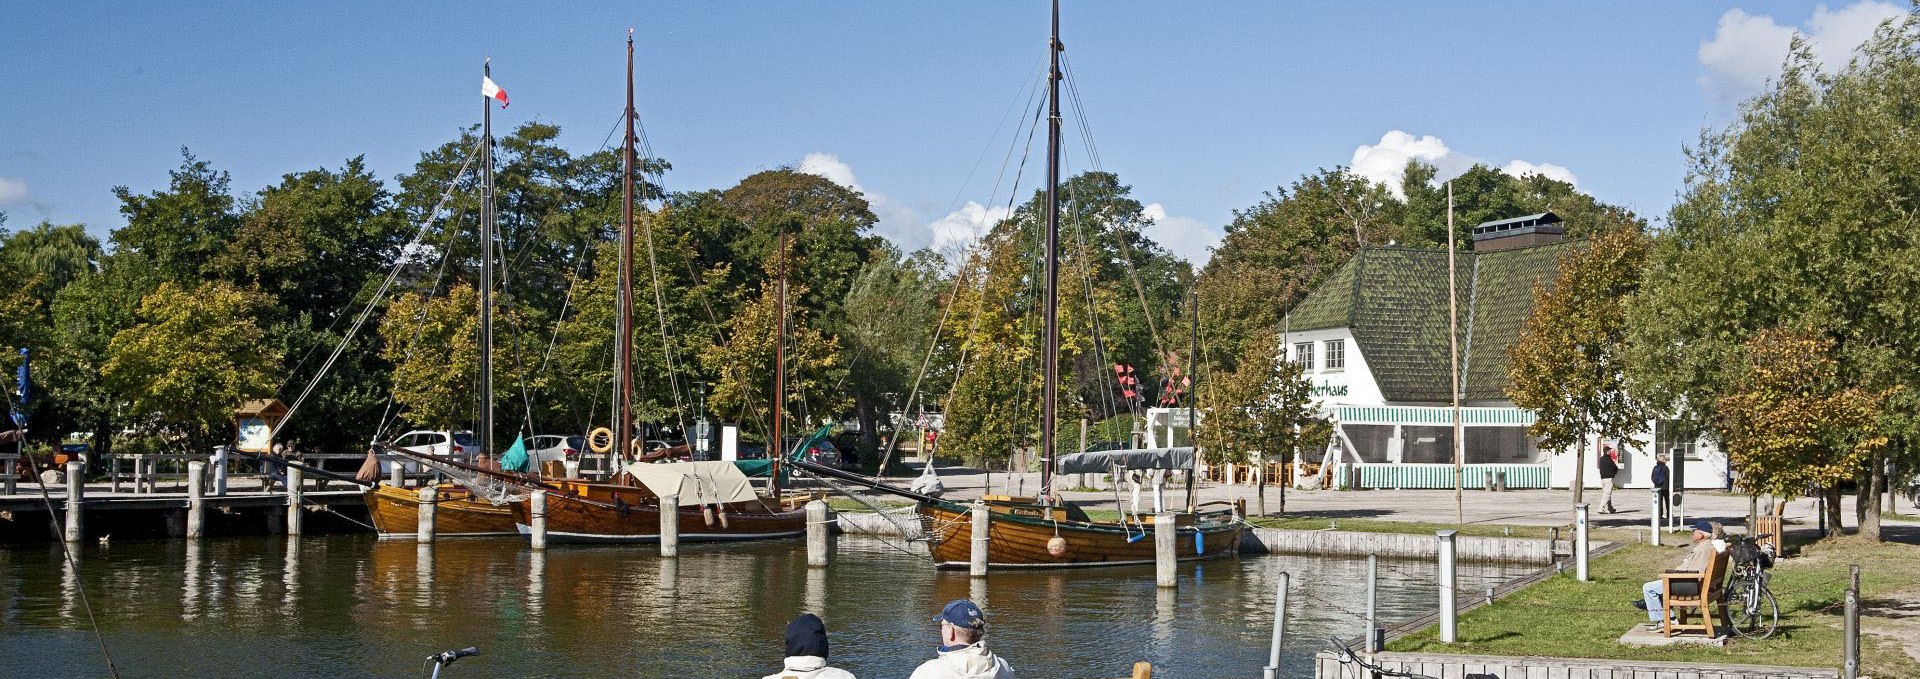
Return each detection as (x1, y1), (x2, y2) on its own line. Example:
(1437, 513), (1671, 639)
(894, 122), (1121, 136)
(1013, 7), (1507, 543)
(1278, 213), (1728, 491)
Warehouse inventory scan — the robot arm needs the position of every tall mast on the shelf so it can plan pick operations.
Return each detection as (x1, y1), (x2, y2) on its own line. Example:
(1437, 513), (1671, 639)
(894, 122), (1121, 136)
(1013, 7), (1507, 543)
(772, 227), (788, 496)
(1447, 181), (1463, 525)
(615, 31), (638, 472)
(479, 58), (496, 462)
(1039, 0), (1062, 501)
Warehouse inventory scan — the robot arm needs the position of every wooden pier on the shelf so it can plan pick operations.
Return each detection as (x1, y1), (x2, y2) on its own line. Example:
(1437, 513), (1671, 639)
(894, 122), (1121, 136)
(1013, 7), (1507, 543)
(0, 474), (372, 544)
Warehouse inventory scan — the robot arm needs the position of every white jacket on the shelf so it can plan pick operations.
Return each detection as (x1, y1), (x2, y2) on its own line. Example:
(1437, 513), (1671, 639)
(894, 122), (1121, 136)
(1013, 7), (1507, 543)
(762, 655), (857, 679)
(908, 644), (1015, 679)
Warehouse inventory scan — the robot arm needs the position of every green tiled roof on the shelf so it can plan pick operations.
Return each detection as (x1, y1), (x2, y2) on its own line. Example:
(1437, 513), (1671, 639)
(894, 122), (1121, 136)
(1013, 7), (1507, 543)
(1285, 241), (1577, 403)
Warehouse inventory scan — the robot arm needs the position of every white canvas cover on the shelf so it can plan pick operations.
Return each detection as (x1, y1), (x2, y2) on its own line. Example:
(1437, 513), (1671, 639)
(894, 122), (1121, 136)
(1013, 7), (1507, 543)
(623, 460), (760, 506)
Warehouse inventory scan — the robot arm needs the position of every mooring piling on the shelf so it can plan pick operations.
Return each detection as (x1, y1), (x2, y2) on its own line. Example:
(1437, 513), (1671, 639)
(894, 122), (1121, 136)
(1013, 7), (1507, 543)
(286, 466), (304, 536)
(416, 486), (436, 544)
(969, 500), (989, 577)
(1262, 571), (1289, 679)
(1437, 529), (1458, 643)
(806, 499), (830, 567)
(1155, 513), (1177, 588)
(1365, 553), (1378, 652)
(388, 461), (403, 487)
(659, 494), (679, 557)
(212, 445), (230, 496)
(529, 490), (547, 550)
(186, 460), (206, 539)
(63, 461), (84, 543)
(1574, 502), (1590, 581)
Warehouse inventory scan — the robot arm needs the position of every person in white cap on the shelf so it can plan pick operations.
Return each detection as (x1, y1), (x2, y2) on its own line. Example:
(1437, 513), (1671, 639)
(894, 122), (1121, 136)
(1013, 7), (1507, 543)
(909, 599), (1015, 679)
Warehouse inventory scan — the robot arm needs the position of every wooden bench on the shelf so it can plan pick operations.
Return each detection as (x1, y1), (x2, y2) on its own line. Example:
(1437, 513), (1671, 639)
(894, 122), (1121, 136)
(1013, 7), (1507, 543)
(1661, 545), (1730, 638)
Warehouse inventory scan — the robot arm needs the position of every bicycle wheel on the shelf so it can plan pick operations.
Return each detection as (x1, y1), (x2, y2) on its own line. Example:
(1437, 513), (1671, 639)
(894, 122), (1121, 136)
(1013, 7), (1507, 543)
(1730, 578), (1780, 639)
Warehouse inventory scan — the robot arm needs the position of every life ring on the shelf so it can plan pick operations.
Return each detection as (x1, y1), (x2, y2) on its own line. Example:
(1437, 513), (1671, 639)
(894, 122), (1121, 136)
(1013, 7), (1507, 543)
(588, 427), (615, 454)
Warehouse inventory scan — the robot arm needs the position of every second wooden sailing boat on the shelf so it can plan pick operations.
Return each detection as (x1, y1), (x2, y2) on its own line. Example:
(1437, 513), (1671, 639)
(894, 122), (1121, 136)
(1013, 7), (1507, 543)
(792, 0), (1244, 569)
(510, 30), (806, 544)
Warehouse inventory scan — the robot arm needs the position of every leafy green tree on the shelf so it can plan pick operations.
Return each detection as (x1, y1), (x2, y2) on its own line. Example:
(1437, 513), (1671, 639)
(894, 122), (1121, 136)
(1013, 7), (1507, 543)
(102, 281), (279, 452)
(42, 255), (161, 455)
(1400, 162), (1643, 248)
(1717, 328), (1892, 531)
(0, 222), (102, 313)
(377, 284), (529, 433)
(111, 149), (240, 283)
(1625, 15), (1920, 539)
(1195, 328), (1317, 515)
(833, 244), (947, 455)
(1507, 226), (1652, 507)
(701, 231), (848, 440)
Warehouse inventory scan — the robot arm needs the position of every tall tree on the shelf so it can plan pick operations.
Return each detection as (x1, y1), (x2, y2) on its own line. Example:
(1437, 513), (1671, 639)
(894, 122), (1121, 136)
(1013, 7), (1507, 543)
(111, 149), (240, 283)
(1195, 328), (1318, 515)
(102, 281), (279, 452)
(1507, 226), (1653, 507)
(0, 222), (102, 313)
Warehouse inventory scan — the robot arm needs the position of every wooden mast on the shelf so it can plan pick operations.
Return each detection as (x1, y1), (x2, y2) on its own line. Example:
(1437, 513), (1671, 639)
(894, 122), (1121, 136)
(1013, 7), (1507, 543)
(772, 227), (787, 496)
(1039, 0), (1062, 502)
(615, 31), (638, 475)
(479, 58), (496, 463)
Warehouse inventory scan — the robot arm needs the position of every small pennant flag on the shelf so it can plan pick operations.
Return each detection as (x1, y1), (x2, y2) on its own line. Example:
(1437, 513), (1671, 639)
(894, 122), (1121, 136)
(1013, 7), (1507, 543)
(481, 76), (509, 108)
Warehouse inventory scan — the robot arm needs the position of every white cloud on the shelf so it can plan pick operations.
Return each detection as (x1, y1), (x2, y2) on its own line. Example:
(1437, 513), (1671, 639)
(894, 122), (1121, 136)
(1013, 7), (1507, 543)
(1698, 2), (1906, 104)
(926, 201), (1008, 253)
(1348, 130), (1577, 195)
(797, 152), (923, 248)
(1500, 160), (1579, 187)
(0, 177), (27, 205)
(1141, 203), (1221, 266)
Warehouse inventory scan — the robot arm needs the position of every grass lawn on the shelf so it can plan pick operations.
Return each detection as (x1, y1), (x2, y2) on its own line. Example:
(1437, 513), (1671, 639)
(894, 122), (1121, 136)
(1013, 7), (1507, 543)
(1390, 536), (1920, 677)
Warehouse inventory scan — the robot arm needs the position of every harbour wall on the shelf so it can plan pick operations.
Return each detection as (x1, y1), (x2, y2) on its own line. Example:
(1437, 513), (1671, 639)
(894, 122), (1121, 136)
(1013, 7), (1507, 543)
(1312, 650), (1839, 679)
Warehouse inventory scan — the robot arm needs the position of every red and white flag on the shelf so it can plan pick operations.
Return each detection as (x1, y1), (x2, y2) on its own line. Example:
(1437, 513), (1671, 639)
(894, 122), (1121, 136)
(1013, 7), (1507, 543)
(481, 76), (509, 108)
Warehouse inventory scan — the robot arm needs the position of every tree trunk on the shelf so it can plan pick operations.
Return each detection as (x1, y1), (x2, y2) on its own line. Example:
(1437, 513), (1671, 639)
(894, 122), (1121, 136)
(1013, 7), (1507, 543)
(1571, 444), (1586, 508)
(1824, 485), (1846, 537)
(852, 392), (881, 468)
(1861, 451), (1884, 541)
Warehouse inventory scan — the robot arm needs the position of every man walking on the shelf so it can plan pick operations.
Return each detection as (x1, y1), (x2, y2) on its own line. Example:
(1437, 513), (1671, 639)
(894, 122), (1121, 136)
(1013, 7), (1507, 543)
(910, 599), (1015, 679)
(1597, 445), (1620, 514)
(1650, 454), (1671, 523)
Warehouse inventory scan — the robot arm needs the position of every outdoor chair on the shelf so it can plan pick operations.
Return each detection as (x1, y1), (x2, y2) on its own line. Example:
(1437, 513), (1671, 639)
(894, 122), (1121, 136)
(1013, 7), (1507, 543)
(1661, 544), (1730, 638)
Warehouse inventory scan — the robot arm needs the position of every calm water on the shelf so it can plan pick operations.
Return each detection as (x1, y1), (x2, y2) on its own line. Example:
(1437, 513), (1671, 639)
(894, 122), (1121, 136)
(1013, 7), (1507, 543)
(0, 535), (1532, 679)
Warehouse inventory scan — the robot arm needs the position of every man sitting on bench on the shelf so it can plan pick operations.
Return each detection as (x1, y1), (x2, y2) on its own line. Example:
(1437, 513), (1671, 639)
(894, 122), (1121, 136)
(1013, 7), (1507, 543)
(1634, 519), (1718, 630)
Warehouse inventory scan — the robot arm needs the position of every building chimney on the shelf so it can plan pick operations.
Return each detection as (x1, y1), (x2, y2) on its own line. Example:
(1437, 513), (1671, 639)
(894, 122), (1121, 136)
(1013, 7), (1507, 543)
(1471, 212), (1565, 251)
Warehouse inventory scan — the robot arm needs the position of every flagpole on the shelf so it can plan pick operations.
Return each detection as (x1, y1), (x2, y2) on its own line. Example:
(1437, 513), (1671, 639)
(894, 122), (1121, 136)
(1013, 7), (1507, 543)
(479, 58), (496, 463)
(1447, 181), (1462, 525)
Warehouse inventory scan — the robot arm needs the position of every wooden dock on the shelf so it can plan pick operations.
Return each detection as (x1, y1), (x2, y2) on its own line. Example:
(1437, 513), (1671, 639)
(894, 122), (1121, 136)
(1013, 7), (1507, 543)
(0, 477), (372, 543)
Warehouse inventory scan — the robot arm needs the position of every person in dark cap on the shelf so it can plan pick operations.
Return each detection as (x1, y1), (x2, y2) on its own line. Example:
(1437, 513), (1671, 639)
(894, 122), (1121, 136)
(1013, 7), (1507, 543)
(1632, 520), (1722, 630)
(909, 599), (1015, 679)
(763, 613), (855, 679)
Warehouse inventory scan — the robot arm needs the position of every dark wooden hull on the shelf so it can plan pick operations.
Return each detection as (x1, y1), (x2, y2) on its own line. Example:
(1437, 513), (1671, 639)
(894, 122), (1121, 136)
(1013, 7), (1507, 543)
(921, 501), (1243, 569)
(364, 484), (519, 538)
(515, 487), (806, 544)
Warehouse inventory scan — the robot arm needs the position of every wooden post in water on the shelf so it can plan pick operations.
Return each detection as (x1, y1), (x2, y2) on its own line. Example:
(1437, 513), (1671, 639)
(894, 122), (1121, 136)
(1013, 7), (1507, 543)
(286, 466), (304, 536)
(529, 490), (547, 550)
(63, 461), (84, 543)
(1574, 502), (1590, 582)
(659, 494), (679, 557)
(416, 486), (436, 543)
(806, 499), (830, 567)
(1437, 529), (1458, 643)
(389, 460), (404, 487)
(1155, 513), (1177, 588)
(186, 460), (206, 539)
(969, 500), (989, 577)
(1262, 571), (1289, 679)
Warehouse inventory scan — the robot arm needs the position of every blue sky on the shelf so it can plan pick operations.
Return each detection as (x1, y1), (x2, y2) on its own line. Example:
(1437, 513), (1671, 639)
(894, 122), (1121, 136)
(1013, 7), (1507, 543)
(1, 2), (1906, 265)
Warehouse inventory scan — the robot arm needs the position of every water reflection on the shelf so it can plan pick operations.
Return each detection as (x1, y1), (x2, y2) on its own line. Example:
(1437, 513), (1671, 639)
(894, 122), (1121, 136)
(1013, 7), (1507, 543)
(4, 535), (1537, 679)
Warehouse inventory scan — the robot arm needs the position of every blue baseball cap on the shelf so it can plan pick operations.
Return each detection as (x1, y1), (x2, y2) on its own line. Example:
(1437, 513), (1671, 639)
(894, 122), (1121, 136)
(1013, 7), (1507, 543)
(935, 599), (985, 629)
(1691, 520), (1715, 533)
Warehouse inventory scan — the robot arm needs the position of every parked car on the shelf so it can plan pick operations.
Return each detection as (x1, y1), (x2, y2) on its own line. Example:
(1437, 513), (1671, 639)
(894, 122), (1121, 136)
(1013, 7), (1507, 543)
(529, 434), (586, 464)
(383, 430), (479, 472)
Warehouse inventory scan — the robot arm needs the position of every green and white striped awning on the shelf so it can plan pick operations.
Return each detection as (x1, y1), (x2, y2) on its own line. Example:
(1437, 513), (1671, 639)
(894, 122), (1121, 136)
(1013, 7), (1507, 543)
(1331, 405), (1536, 427)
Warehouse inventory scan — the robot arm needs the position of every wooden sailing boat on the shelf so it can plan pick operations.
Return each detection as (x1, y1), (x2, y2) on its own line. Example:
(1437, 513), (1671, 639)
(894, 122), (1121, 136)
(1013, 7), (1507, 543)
(792, 0), (1243, 568)
(365, 58), (521, 539)
(512, 31), (806, 544)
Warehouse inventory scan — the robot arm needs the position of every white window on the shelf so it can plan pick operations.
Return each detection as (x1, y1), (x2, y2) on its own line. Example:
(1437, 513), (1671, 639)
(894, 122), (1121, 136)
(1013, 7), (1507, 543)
(1294, 342), (1315, 371)
(1324, 339), (1345, 370)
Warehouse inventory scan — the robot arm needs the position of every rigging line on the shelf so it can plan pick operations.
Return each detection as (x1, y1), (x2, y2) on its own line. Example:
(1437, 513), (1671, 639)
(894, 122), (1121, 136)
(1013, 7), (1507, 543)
(1061, 56), (1105, 172)
(1060, 71), (1169, 373)
(373, 207), (467, 444)
(640, 207), (691, 438)
(536, 238), (593, 377)
(1063, 160), (1122, 423)
(875, 256), (975, 474)
(275, 138), (484, 440)
(944, 56), (1049, 220)
(493, 230), (541, 449)
(5, 386), (119, 677)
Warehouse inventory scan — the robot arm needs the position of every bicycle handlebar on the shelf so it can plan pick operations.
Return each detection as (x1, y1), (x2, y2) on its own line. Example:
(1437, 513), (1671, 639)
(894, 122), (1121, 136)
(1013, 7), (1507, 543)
(429, 647), (480, 666)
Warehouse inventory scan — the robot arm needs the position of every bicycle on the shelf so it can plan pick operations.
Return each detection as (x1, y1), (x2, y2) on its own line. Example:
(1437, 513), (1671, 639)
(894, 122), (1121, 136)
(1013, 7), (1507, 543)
(427, 646), (480, 679)
(1723, 533), (1779, 639)
(1326, 636), (1436, 679)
